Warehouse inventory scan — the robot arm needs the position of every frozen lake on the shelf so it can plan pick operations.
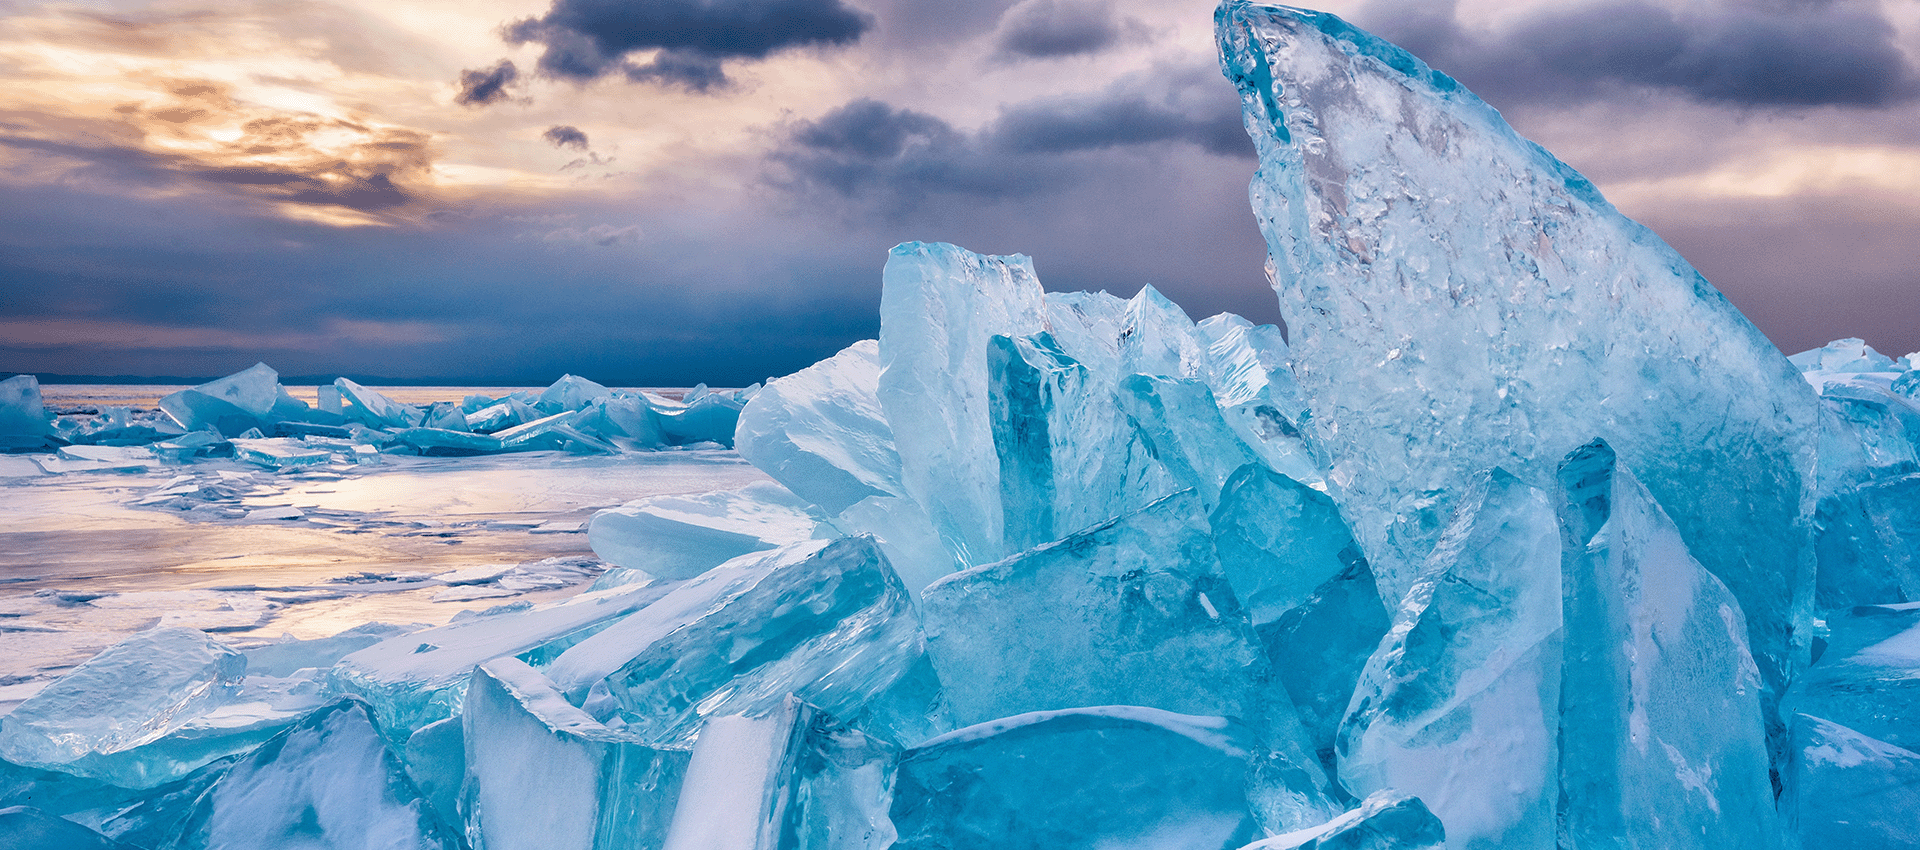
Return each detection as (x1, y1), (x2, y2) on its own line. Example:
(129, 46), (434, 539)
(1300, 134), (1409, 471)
(0, 384), (767, 712)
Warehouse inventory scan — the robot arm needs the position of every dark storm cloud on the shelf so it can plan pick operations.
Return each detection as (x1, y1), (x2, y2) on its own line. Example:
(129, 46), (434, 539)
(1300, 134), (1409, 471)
(1361, 0), (1918, 108)
(503, 0), (871, 90)
(772, 75), (1250, 208)
(994, 0), (1123, 59)
(542, 125), (590, 150)
(455, 59), (520, 106)
(988, 92), (1249, 157)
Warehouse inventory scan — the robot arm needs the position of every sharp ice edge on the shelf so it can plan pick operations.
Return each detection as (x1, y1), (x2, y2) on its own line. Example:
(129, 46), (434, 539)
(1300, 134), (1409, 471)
(3, 4), (1918, 849)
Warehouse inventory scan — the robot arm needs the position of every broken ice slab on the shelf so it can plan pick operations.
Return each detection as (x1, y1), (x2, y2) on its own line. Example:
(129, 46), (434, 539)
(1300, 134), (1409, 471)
(1259, 557), (1390, 780)
(1556, 441), (1781, 849)
(1338, 470), (1561, 850)
(463, 659), (689, 850)
(890, 706), (1260, 850)
(545, 536), (920, 748)
(829, 494), (957, 599)
(0, 805), (132, 850)
(653, 386), (749, 447)
(1815, 472), (1920, 611)
(242, 506), (304, 522)
(921, 490), (1264, 727)
(587, 480), (826, 580)
(149, 431), (221, 463)
(735, 339), (904, 516)
(539, 374), (614, 413)
(230, 437), (332, 469)
(783, 709), (900, 850)
(1789, 602), (1920, 753)
(660, 699), (806, 850)
(879, 242), (1048, 569)
(1236, 790), (1444, 850)
(160, 363), (282, 437)
(0, 626), (243, 788)
(387, 427), (504, 456)
(1785, 714), (1920, 850)
(333, 378), (425, 429)
(1219, 2), (1820, 701)
(1211, 463), (1364, 625)
(988, 331), (1176, 552)
(242, 623), (413, 677)
(332, 580), (674, 742)
(582, 396), (666, 449)
(403, 717), (463, 836)
(171, 699), (458, 850)
(1116, 374), (1260, 508)
(1791, 338), (1901, 374)
(0, 374), (53, 443)
(56, 445), (156, 465)
(1194, 314), (1321, 488)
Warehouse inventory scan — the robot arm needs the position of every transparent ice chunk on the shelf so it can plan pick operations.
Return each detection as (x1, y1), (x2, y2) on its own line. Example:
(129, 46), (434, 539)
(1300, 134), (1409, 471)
(0, 375), (52, 439)
(1235, 790), (1444, 850)
(1211, 463), (1364, 625)
(545, 537), (920, 747)
(878, 242), (1048, 569)
(333, 581), (674, 741)
(1789, 602), (1920, 753)
(1785, 714), (1920, 850)
(890, 706), (1260, 850)
(1556, 441), (1782, 849)
(463, 658), (688, 850)
(171, 698), (456, 850)
(921, 490), (1264, 727)
(1338, 470), (1561, 849)
(0, 627), (244, 788)
(587, 481), (825, 580)
(333, 378), (425, 430)
(734, 339), (904, 516)
(661, 699), (806, 850)
(0, 805), (131, 850)
(539, 374), (614, 413)
(160, 364), (282, 436)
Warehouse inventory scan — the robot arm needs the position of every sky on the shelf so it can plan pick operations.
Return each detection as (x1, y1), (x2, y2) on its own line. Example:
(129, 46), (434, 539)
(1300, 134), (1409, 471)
(0, 0), (1916, 386)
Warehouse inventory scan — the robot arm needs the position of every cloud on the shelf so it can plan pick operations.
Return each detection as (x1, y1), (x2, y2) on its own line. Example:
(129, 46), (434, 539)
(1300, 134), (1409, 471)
(771, 67), (1251, 210)
(987, 91), (1248, 157)
(504, 0), (872, 90)
(540, 223), (641, 245)
(0, 79), (437, 221)
(543, 125), (590, 150)
(1362, 0), (1918, 108)
(993, 0), (1129, 60)
(455, 59), (520, 106)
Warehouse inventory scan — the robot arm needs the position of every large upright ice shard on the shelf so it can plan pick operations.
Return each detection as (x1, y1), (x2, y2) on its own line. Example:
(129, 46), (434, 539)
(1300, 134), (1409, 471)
(0, 375), (52, 444)
(878, 242), (1047, 568)
(1555, 442), (1781, 849)
(1338, 469), (1561, 850)
(1216, 2), (1820, 699)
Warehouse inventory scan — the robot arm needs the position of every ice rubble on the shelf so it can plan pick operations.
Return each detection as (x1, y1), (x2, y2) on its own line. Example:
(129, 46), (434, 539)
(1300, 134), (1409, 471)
(2, 365), (757, 476)
(6, 3), (1920, 850)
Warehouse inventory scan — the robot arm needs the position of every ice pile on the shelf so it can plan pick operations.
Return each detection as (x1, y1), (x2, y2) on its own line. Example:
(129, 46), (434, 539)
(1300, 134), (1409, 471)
(1, 366), (755, 472)
(4, 3), (1919, 849)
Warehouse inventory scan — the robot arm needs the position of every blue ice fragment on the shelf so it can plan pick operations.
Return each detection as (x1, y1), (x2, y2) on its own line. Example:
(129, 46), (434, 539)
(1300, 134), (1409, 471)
(0, 375), (53, 442)
(1218, 2), (1821, 706)
(1237, 790), (1445, 850)
(891, 706), (1260, 850)
(1791, 338), (1900, 374)
(1338, 469), (1561, 849)
(160, 364), (283, 437)
(545, 537), (920, 747)
(783, 709), (900, 850)
(1260, 557), (1389, 780)
(0, 805), (132, 850)
(878, 242), (1049, 569)
(921, 490), (1264, 727)
(1789, 602), (1920, 753)
(171, 698), (457, 850)
(1556, 441), (1782, 849)
(587, 481), (825, 580)
(1211, 463), (1364, 625)
(1785, 714), (1920, 850)
(333, 378), (425, 429)
(0, 627), (244, 788)
(462, 658), (688, 850)
(540, 374), (614, 413)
